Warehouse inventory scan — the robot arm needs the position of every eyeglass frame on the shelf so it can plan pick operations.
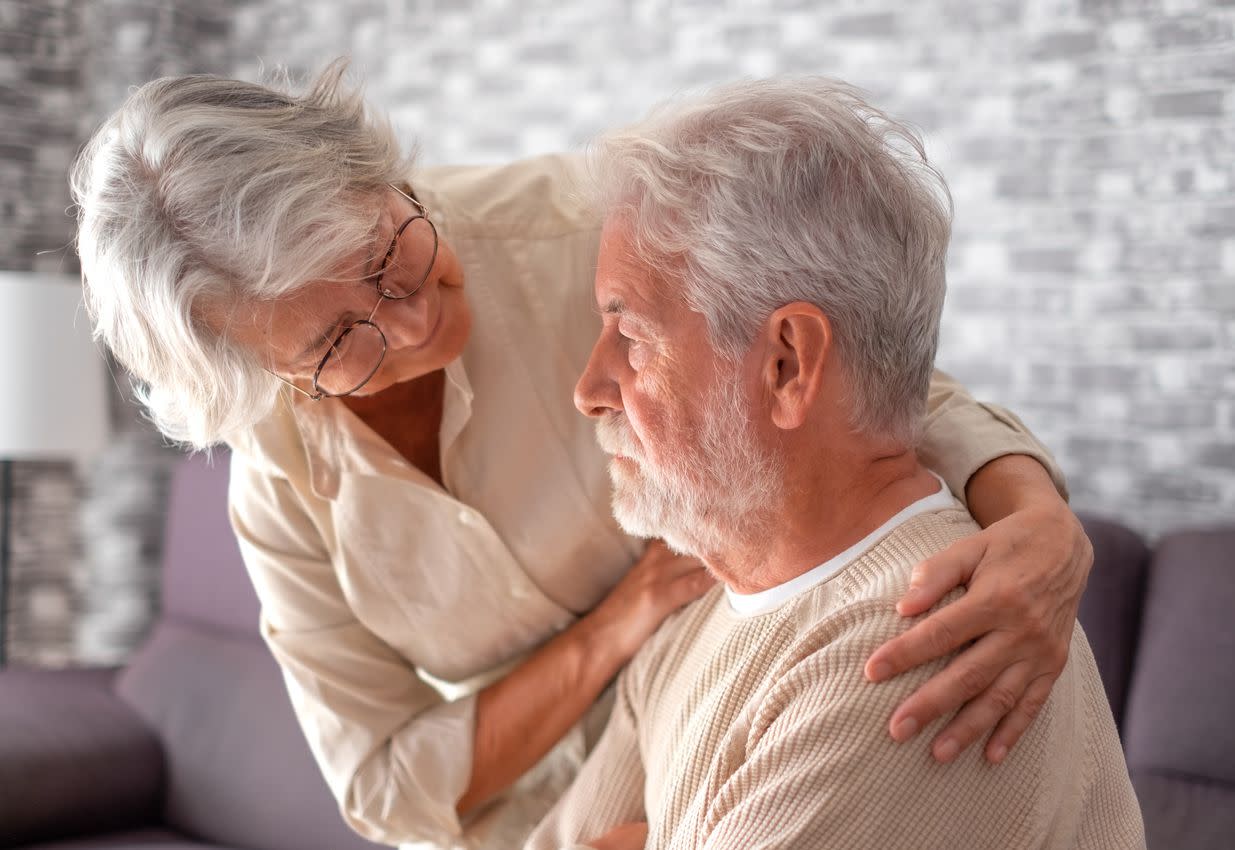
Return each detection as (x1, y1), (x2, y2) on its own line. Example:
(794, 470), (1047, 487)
(269, 182), (438, 401)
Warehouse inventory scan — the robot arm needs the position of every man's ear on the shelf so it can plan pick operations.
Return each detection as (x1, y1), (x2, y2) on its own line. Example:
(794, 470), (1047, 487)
(761, 302), (832, 431)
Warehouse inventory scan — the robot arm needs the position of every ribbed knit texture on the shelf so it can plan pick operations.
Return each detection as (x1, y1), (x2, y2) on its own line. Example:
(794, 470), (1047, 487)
(527, 507), (1145, 850)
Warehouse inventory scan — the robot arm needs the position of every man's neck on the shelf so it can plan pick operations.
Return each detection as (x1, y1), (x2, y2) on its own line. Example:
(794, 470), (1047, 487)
(706, 449), (941, 595)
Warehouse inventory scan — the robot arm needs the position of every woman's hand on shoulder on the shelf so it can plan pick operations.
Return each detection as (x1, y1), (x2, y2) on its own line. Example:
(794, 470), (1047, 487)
(864, 472), (1091, 765)
(587, 540), (715, 664)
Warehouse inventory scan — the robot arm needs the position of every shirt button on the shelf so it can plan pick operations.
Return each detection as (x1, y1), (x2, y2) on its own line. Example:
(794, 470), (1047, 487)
(458, 509), (476, 526)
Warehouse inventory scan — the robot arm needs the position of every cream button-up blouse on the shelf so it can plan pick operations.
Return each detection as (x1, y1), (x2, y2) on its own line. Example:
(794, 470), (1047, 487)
(226, 153), (1066, 849)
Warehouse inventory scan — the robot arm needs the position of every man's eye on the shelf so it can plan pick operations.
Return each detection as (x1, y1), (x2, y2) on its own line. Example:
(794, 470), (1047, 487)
(624, 338), (652, 370)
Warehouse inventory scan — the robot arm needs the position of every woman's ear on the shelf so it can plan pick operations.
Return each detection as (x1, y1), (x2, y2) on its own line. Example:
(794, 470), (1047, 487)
(761, 302), (832, 431)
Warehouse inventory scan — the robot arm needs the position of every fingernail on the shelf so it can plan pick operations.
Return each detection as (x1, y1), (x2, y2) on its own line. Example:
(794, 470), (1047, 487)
(989, 744), (1007, 764)
(892, 717), (918, 741)
(868, 661), (893, 682)
(935, 738), (959, 762)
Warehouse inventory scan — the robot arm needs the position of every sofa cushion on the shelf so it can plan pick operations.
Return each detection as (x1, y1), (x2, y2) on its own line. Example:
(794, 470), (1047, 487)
(1131, 769), (1235, 850)
(1076, 514), (1150, 731)
(115, 621), (382, 850)
(0, 667), (162, 848)
(160, 448), (260, 638)
(20, 826), (235, 849)
(1123, 528), (1235, 786)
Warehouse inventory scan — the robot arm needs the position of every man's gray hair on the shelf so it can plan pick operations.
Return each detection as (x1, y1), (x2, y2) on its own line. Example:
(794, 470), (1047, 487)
(70, 60), (412, 447)
(589, 77), (953, 444)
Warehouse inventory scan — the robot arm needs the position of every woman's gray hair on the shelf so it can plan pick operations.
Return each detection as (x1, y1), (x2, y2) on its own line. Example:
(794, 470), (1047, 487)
(588, 77), (953, 445)
(70, 60), (412, 448)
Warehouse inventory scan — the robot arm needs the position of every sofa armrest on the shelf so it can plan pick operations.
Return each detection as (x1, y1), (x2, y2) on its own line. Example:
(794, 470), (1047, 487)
(1076, 513), (1150, 732)
(0, 666), (164, 847)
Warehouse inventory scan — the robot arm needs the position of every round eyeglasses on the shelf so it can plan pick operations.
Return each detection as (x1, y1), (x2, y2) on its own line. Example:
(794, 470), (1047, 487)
(274, 183), (438, 400)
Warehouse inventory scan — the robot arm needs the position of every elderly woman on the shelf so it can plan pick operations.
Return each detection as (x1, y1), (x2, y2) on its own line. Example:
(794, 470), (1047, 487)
(71, 64), (1092, 850)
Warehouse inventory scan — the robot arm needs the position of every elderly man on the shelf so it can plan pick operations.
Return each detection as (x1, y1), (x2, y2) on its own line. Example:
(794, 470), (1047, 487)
(525, 79), (1144, 850)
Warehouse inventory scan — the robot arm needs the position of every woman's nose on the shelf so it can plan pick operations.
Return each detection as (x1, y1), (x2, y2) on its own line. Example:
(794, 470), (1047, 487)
(378, 289), (436, 348)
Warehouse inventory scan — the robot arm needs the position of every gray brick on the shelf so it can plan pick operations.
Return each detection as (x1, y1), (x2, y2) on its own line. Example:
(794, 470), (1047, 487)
(1151, 16), (1234, 49)
(1009, 247), (1078, 273)
(1068, 436), (1147, 467)
(1134, 473), (1223, 504)
(1130, 400), (1220, 428)
(1071, 363), (1153, 390)
(25, 65), (79, 86)
(829, 13), (899, 38)
(995, 172), (1052, 200)
(518, 41), (576, 65)
(1129, 323), (1220, 351)
(1196, 204), (1235, 236)
(1149, 89), (1226, 118)
(1030, 29), (1100, 60)
(1196, 442), (1235, 470)
(1079, 0), (1162, 15)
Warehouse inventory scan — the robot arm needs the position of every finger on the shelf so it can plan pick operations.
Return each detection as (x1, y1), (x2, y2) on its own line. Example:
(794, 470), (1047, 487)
(663, 561), (711, 583)
(984, 674), (1055, 764)
(642, 538), (669, 559)
(927, 662), (1031, 763)
(667, 569), (715, 607)
(884, 632), (1010, 742)
(642, 550), (703, 579)
(897, 535), (987, 617)
(866, 589), (996, 682)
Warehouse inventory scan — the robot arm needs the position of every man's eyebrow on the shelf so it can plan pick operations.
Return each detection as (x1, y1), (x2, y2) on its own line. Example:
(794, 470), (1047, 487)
(600, 297), (627, 316)
(598, 296), (660, 337)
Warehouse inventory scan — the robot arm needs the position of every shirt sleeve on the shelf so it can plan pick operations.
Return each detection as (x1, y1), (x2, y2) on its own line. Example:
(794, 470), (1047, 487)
(921, 369), (1068, 505)
(696, 598), (1078, 850)
(227, 450), (477, 848)
(522, 670), (646, 850)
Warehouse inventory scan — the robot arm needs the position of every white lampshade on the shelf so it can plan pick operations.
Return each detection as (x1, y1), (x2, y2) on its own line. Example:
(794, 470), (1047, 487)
(0, 271), (110, 463)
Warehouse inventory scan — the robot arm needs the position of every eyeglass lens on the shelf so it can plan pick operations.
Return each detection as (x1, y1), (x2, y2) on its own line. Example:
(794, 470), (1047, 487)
(316, 322), (387, 396)
(378, 216), (437, 299)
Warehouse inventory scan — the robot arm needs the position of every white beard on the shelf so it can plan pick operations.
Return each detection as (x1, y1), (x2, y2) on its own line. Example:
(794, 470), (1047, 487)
(594, 367), (783, 559)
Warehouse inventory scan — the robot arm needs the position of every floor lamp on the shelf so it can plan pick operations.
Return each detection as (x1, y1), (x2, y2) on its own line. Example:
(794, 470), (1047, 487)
(0, 272), (109, 667)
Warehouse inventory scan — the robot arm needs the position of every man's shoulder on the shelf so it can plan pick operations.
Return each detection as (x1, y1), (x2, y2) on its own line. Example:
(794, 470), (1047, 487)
(769, 507), (979, 688)
(414, 152), (600, 241)
(833, 505), (979, 608)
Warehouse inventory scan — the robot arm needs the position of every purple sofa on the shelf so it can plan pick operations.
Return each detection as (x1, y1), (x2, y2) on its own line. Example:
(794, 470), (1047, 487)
(0, 452), (1232, 849)
(1076, 516), (1235, 850)
(0, 450), (385, 850)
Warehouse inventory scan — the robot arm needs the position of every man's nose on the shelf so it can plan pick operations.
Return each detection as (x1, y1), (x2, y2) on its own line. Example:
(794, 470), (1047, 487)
(575, 336), (622, 418)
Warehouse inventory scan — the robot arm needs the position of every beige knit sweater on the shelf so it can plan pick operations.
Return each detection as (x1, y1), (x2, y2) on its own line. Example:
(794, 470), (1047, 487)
(525, 505), (1145, 850)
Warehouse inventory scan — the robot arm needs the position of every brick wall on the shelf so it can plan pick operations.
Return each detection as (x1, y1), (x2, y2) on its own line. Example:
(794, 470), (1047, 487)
(3, 0), (1232, 664)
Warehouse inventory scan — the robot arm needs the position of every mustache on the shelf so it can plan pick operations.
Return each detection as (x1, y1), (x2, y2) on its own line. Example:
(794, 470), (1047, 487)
(594, 414), (640, 459)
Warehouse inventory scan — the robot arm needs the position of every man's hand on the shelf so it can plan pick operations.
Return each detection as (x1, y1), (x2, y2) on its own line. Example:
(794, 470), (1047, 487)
(864, 456), (1092, 764)
(587, 821), (649, 850)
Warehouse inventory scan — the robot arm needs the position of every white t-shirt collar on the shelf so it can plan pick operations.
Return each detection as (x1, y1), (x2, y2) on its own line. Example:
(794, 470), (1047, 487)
(725, 472), (955, 618)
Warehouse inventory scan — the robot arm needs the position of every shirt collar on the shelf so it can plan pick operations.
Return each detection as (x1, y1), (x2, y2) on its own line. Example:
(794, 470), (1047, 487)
(288, 352), (475, 501)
